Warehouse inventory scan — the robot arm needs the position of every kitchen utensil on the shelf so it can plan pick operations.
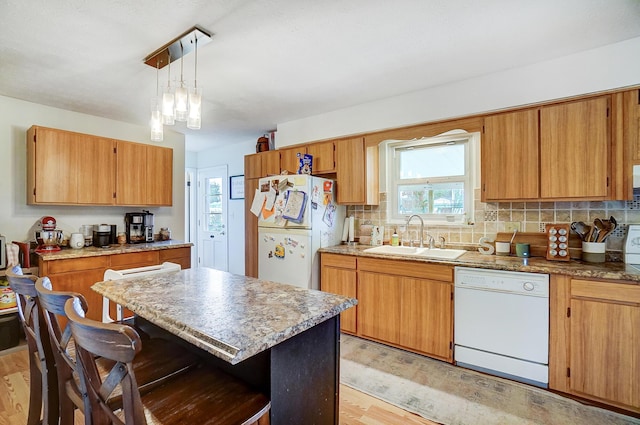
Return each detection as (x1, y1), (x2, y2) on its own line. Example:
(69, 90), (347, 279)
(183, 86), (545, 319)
(570, 221), (590, 241)
(509, 229), (517, 244)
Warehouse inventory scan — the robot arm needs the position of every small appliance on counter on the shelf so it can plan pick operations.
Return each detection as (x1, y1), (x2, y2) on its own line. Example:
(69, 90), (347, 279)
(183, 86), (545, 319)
(35, 216), (64, 253)
(623, 224), (640, 270)
(125, 211), (154, 244)
(93, 224), (112, 248)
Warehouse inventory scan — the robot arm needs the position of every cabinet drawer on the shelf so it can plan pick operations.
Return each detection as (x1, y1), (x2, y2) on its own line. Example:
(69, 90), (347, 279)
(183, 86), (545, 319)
(321, 253), (356, 269)
(358, 258), (453, 282)
(110, 251), (159, 268)
(572, 279), (640, 304)
(44, 256), (110, 274)
(159, 247), (191, 261)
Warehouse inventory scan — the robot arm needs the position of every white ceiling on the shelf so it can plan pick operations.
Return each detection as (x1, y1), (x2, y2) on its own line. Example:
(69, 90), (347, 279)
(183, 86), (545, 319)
(2, 0), (640, 152)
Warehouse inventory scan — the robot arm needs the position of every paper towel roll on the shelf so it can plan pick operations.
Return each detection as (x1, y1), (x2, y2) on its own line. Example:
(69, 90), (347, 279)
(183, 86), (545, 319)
(341, 217), (349, 242)
(348, 217), (355, 242)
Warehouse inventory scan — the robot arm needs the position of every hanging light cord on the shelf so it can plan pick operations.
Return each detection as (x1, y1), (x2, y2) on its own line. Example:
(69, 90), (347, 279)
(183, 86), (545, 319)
(166, 52), (171, 89)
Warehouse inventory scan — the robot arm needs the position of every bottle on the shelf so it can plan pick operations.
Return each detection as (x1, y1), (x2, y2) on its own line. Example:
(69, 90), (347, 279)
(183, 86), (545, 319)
(391, 229), (399, 246)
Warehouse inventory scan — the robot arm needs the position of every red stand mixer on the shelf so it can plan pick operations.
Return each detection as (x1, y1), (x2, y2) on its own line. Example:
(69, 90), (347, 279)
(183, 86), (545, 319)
(35, 216), (64, 253)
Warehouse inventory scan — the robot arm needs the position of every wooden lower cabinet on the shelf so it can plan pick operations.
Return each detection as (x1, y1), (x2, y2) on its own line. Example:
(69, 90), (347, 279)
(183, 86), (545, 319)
(550, 275), (640, 413)
(38, 247), (191, 322)
(357, 257), (453, 362)
(320, 254), (357, 334)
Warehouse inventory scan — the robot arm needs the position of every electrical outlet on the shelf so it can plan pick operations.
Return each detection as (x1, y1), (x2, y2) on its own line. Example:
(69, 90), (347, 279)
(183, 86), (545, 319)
(505, 222), (521, 232)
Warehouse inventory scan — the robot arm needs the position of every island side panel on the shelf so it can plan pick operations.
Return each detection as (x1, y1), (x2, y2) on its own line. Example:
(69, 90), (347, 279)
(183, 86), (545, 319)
(270, 316), (340, 425)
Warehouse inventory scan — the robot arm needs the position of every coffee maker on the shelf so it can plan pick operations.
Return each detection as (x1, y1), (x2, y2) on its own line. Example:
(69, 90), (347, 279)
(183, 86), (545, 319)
(125, 211), (154, 244)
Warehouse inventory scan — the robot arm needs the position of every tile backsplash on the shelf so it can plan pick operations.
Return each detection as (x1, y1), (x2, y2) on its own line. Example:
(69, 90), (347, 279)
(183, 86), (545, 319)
(347, 189), (640, 254)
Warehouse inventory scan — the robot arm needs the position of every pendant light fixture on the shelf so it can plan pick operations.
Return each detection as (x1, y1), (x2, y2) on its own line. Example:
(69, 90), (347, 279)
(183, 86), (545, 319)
(143, 26), (212, 140)
(150, 60), (163, 142)
(162, 52), (175, 125)
(187, 36), (201, 130)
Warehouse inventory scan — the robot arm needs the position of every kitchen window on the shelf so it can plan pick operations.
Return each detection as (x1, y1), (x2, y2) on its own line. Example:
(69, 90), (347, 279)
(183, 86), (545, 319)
(382, 130), (478, 225)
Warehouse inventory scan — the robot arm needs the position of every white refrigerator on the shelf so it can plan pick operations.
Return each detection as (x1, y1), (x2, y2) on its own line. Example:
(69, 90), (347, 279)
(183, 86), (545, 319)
(256, 174), (346, 290)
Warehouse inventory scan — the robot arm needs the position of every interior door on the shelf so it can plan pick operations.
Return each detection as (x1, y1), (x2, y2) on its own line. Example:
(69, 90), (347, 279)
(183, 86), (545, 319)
(197, 166), (228, 271)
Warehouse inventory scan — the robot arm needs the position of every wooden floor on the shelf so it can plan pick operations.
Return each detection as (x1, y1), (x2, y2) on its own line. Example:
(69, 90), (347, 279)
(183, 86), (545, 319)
(0, 347), (437, 425)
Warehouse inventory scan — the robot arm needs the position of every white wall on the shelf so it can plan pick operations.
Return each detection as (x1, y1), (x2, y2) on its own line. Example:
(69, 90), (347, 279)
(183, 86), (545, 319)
(276, 37), (640, 147)
(195, 139), (255, 275)
(0, 95), (186, 244)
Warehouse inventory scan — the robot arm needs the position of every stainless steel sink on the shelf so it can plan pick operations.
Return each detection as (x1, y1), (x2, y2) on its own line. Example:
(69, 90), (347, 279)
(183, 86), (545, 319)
(362, 245), (466, 260)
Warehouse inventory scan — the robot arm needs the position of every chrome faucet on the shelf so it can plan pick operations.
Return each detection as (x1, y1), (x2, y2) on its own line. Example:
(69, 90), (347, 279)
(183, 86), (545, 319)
(406, 215), (425, 248)
(439, 236), (446, 249)
(425, 234), (435, 249)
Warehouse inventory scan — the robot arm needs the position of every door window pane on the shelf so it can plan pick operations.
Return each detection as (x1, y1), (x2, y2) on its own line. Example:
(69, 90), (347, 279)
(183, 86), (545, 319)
(205, 177), (223, 232)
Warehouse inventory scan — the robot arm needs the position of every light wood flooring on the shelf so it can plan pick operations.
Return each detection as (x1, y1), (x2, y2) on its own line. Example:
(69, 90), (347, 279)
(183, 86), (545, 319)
(0, 347), (437, 425)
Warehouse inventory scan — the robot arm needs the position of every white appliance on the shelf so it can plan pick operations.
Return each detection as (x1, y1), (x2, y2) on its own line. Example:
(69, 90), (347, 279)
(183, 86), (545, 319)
(101, 262), (181, 323)
(454, 267), (550, 388)
(623, 224), (640, 269)
(257, 174), (345, 290)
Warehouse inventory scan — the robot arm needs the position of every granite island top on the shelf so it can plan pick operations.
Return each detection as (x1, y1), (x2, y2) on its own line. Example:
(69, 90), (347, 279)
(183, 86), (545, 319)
(92, 267), (357, 364)
(36, 240), (193, 261)
(319, 244), (640, 283)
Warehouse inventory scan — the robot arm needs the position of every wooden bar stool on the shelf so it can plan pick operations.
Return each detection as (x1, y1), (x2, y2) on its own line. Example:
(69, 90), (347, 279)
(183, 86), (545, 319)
(35, 277), (202, 425)
(6, 265), (59, 425)
(64, 296), (271, 425)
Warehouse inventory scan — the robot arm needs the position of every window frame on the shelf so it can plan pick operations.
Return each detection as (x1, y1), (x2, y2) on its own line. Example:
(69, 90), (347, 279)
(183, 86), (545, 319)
(382, 130), (478, 226)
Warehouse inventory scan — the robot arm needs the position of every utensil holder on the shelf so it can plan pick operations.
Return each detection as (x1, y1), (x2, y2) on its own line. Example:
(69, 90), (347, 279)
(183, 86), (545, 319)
(582, 242), (605, 263)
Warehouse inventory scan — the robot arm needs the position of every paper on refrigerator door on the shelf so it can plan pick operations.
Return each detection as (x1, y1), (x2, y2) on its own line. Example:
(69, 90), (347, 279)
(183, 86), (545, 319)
(250, 189), (266, 217)
(264, 186), (277, 210)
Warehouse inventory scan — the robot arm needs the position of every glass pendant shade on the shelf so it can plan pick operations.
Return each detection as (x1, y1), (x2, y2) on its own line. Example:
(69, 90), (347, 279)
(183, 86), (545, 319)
(187, 87), (202, 129)
(150, 99), (163, 142)
(162, 88), (175, 125)
(175, 84), (188, 122)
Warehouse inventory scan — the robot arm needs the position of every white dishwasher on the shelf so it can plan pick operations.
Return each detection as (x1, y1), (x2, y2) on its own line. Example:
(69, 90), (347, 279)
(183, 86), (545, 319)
(454, 266), (549, 388)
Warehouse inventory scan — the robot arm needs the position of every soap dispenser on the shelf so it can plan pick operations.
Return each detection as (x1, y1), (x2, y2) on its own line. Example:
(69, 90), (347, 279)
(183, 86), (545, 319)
(391, 229), (399, 246)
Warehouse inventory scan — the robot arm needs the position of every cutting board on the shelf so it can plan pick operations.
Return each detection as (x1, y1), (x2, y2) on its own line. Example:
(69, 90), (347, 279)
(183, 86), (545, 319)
(495, 232), (581, 259)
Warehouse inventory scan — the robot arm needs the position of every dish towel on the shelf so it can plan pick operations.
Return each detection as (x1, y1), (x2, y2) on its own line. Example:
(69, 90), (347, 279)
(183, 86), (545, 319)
(6, 243), (20, 267)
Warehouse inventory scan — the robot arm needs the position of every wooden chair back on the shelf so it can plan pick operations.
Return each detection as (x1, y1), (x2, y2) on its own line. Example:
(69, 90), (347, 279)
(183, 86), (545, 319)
(6, 264), (59, 425)
(35, 277), (89, 425)
(65, 296), (145, 425)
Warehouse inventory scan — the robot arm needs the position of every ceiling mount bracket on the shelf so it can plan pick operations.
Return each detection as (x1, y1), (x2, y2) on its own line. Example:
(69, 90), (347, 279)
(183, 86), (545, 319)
(143, 25), (212, 69)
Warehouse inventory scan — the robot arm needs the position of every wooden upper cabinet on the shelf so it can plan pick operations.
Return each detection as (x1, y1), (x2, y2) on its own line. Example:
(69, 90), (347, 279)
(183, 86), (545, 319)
(116, 142), (173, 206)
(77, 135), (116, 205)
(116, 141), (147, 205)
(336, 136), (378, 205)
(244, 151), (281, 179)
(279, 147), (306, 175)
(540, 96), (610, 199)
(307, 141), (335, 174)
(28, 126), (115, 205)
(146, 144), (173, 206)
(625, 89), (640, 163)
(482, 109), (539, 201)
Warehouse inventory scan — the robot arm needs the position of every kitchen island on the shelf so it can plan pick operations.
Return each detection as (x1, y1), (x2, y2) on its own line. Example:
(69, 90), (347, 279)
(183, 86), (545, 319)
(92, 267), (357, 425)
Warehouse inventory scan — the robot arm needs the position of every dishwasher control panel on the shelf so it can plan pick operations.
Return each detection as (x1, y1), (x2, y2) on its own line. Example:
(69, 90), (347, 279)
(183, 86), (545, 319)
(454, 267), (549, 297)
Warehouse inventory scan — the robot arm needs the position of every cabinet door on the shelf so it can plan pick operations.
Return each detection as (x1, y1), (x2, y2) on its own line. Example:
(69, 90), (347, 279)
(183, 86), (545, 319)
(321, 266), (357, 334)
(358, 271), (401, 344)
(146, 145), (173, 206)
(336, 137), (366, 204)
(280, 147), (306, 175)
(31, 127), (79, 204)
(244, 177), (260, 277)
(116, 141), (146, 205)
(307, 141), (335, 174)
(570, 298), (640, 409)
(77, 136), (116, 205)
(625, 89), (640, 162)
(400, 277), (452, 361)
(244, 154), (262, 179)
(262, 151), (281, 176)
(482, 109), (539, 200)
(540, 97), (610, 199)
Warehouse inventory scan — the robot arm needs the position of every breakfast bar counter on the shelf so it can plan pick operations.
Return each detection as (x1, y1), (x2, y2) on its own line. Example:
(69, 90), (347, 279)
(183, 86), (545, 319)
(92, 267), (357, 424)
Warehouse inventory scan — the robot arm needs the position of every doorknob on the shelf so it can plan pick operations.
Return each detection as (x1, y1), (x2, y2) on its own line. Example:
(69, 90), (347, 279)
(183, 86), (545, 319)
(210, 235), (215, 238)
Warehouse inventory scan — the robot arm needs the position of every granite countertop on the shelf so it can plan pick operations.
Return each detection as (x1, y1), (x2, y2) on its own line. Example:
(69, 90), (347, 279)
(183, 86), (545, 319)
(319, 244), (640, 283)
(92, 267), (357, 364)
(36, 240), (193, 261)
